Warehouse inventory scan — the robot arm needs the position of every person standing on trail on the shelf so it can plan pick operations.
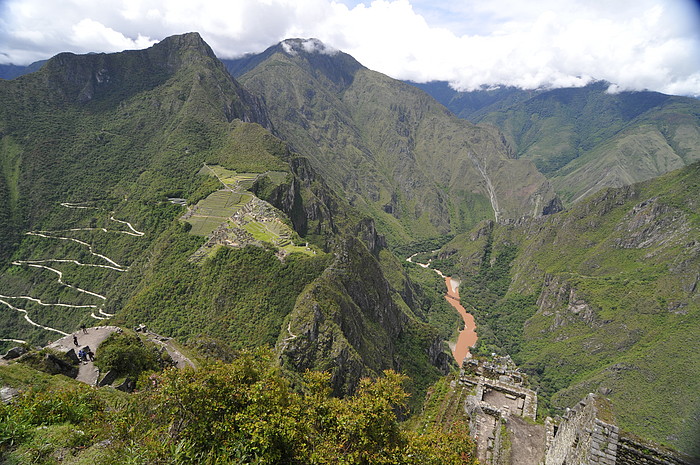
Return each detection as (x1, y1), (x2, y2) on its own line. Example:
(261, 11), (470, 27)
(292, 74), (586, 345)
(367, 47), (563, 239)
(73, 335), (79, 346)
(80, 324), (87, 334)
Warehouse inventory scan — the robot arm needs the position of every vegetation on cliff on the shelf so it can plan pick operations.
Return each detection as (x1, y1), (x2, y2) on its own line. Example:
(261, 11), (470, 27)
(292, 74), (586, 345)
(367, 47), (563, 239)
(438, 162), (700, 456)
(0, 351), (477, 465)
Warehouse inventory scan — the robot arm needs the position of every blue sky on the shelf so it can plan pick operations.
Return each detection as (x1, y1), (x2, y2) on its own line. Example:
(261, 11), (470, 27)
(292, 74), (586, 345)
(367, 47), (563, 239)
(1, 0), (699, 96)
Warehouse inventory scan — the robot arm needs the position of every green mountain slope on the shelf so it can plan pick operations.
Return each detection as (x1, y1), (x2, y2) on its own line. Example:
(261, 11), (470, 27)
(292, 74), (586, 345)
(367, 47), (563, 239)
(415, 81), (700, 205)
(0, 33), (452, 399)
(434, 162), (700, 456)
(225, 39), (561, 245)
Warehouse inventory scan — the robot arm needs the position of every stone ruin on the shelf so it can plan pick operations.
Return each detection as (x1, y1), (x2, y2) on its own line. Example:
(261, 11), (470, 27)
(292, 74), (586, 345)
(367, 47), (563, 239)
(460, 354), (542, 464)
(458, 355), (698, 465)
(544, 393), (697, 465)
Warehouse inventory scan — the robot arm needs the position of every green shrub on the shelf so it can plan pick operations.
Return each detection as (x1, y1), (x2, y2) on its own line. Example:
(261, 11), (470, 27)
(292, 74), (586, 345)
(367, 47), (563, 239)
(94, 331), (161, 377)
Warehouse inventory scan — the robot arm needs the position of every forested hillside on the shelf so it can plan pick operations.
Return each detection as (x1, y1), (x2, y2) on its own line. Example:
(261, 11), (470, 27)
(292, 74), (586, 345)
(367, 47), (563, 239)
(428, 162), (700, 456)
(224, 39), (561, 245)
(414, 81), (700, 205)
(0, 33), (455, 402)
(1, 32), (698, 462)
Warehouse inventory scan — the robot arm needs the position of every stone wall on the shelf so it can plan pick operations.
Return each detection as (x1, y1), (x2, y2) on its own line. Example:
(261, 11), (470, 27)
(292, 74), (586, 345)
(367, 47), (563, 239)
(616, 436), (698, 465)
(544, 393), (698, 465)
(544, 393), (618, 465)
(460, 356), (698, 465)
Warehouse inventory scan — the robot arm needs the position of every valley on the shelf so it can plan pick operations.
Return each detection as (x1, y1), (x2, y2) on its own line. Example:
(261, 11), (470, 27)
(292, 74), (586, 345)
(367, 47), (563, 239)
(0, 32), (698, 463)
(406, 252), (478, 366)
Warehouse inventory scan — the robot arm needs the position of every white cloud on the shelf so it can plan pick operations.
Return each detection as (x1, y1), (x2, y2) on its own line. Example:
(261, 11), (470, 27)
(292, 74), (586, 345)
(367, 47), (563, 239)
(0, 0), (699, 96)
(70, 18), (155, 52)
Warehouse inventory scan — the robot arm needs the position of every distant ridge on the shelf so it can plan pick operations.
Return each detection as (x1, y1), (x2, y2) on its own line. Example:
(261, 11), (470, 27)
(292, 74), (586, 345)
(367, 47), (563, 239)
(413, 80), (700, 204)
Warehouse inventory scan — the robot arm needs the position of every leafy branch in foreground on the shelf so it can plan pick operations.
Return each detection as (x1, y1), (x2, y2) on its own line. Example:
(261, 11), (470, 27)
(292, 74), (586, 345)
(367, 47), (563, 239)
(1, 350), (477, 464)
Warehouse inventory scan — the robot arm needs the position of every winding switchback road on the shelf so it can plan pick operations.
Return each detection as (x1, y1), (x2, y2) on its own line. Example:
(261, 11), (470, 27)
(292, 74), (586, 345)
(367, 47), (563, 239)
(1, 202), (142, 339)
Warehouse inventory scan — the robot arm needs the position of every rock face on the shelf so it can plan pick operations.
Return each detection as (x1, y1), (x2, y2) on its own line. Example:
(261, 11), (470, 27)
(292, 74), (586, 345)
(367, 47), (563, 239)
(278, 236), (411, 395)
(40, 352), (79, 378)
(537, 274), (597, 330)
(613, 197), (689, 249)
(2, 346), (28, 360)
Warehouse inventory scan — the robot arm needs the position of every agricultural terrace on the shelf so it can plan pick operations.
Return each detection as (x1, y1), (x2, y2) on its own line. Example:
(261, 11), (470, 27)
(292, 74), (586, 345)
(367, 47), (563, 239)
(184, 164), (313, 257)
(185, 191), (252, 236)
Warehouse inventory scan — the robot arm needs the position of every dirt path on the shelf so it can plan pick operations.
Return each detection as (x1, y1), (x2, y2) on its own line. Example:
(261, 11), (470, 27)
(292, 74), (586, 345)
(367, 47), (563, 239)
(48, 326), (121, 385)
(109, 215), (144, 236)
(0, 298), (69, 336)
(0, 294), (97, 309)
(24, 231), (125, 268)
(444, 277), (478, 366)
(0, 202), (143, 341)
(143, 332), (195, 369)
(13, 262), (108, 301)
(507, 415), (547, 465)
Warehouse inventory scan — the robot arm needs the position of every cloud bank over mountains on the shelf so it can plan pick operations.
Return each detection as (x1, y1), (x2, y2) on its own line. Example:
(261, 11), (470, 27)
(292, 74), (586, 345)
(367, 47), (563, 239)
(1, 0), (699, 96)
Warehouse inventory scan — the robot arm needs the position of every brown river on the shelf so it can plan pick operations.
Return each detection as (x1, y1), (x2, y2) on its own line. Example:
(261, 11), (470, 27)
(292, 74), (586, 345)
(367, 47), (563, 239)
(444, 276), (478, 366)
(406, 253), (477, 366)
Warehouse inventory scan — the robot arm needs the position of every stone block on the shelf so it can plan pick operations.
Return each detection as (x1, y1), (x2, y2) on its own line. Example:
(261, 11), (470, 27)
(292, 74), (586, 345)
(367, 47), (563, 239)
(65, 348), (80, 363)
(98, 369), (118, 387)
(1, 386), (19, 403)
(2, 346), (28, 360)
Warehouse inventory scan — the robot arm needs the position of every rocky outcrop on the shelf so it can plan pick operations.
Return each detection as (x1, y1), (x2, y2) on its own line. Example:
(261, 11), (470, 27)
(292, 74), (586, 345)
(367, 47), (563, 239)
(279, 236), (409, 395)
(614, 197), (689, 249)
(264, 156), (337, 245)
(542, 196), (564, 215)
(2, 346), (28, 360)
(0, 386), (19, 403)
(536, 274), (597, 330)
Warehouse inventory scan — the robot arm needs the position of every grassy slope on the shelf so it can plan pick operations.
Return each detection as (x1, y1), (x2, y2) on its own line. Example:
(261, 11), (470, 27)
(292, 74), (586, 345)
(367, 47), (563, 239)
(0, 35), (457, 408)
(235, 44), (558, 246)
(444, 163), (700, 456)
(415, 81), (700, 206)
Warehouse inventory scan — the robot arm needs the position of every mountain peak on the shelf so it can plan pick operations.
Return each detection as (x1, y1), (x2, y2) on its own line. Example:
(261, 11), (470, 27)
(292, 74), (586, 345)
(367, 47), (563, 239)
(155, 31), (217, 60)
